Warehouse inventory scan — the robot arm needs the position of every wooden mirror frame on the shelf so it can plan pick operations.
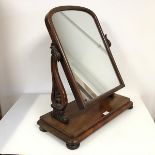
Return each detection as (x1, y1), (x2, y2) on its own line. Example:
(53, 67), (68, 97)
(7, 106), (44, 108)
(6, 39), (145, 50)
(37, 6), (133, 150)
(45, 5), (125, 109)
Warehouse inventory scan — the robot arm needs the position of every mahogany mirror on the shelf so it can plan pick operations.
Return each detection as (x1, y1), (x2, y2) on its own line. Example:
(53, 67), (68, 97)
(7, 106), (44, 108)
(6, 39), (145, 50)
(38, 6), (133, 150)
(45, 6), (124, 108)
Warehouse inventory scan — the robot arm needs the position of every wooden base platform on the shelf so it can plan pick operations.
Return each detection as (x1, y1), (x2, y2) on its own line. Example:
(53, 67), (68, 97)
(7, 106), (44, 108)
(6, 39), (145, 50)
(37, 94), (133, 150)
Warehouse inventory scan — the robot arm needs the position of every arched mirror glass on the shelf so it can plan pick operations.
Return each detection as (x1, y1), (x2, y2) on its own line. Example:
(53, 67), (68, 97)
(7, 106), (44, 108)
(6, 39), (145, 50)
(51, 9), (124, 102)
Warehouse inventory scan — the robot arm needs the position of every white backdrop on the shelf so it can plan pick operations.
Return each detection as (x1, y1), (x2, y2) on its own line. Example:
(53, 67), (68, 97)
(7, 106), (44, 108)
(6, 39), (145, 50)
(0, 0), (155, 118)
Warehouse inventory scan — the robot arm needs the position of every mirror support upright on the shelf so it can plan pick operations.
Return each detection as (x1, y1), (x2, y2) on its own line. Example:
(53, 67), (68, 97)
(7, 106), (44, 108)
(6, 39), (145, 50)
(50, 42), (69, 124)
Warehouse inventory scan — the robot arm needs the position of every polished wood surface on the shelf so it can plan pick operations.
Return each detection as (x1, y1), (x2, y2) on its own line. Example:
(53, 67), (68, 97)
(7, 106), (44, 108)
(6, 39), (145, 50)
(38, 94), (133, 149)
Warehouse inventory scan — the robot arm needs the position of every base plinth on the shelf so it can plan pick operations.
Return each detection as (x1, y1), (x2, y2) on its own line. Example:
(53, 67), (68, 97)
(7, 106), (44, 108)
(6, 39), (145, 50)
(37, 94), (133, 149)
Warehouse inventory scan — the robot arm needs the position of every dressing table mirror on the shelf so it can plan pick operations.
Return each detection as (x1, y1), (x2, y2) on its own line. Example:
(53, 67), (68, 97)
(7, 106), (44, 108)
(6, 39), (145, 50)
(37, 6), (133, 150)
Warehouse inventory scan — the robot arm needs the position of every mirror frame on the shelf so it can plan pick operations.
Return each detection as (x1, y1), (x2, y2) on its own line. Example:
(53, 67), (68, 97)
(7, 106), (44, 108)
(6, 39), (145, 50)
(45, 5), (125, 109)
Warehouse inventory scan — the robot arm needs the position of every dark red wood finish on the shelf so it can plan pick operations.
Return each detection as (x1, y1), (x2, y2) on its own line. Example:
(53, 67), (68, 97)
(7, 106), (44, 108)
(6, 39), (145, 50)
(38, 94), (133, 149)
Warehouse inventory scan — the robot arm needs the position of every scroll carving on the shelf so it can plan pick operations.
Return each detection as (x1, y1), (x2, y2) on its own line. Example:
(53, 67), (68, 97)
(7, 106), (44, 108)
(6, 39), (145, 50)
(50, 42), (69, 124)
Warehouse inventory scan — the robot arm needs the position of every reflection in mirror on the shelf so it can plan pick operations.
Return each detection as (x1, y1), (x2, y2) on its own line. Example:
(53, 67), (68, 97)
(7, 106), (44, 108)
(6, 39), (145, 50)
(52, 10), (120, 101)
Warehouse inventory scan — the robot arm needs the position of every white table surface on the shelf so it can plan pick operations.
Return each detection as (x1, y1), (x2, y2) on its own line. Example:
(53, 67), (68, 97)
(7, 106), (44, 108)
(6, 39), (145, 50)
(0, 89), (155, 155)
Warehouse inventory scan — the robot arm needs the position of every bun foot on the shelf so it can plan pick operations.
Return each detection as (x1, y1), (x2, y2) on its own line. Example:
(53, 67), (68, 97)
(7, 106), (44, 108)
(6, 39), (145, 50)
(39, 127), (47, 132)
(66, 142), (80, 150)
(128, 105), (133, 109)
